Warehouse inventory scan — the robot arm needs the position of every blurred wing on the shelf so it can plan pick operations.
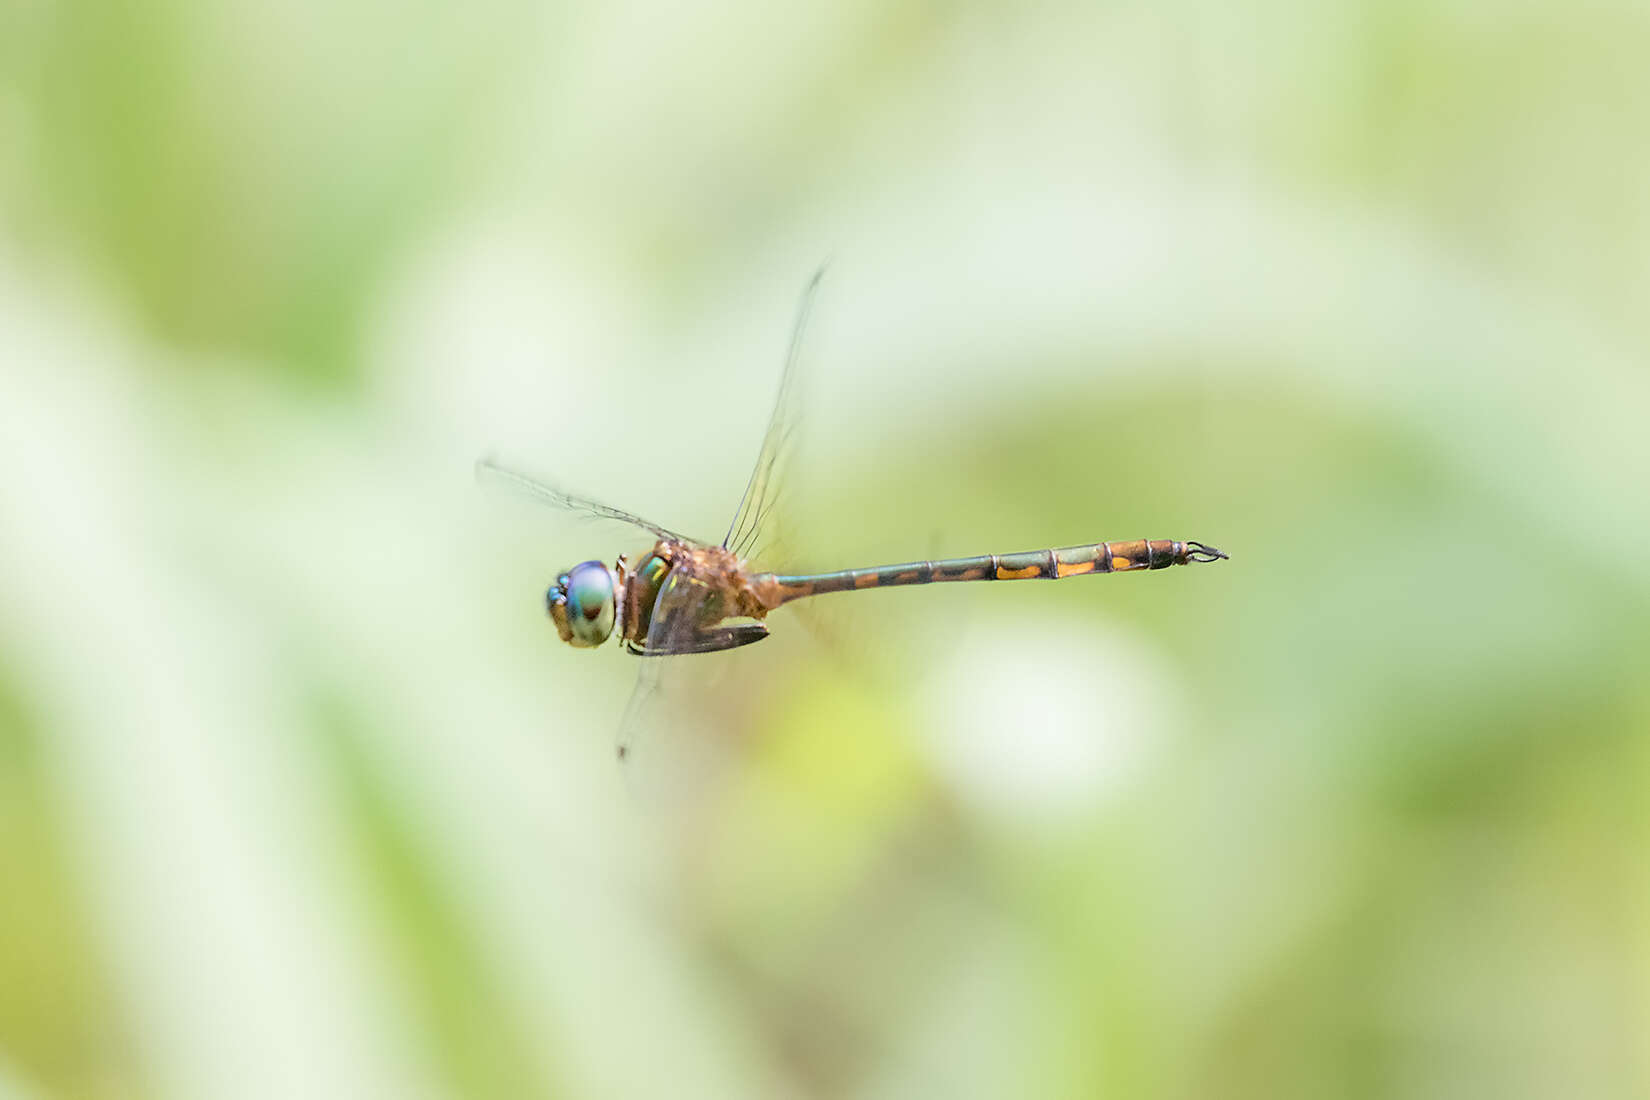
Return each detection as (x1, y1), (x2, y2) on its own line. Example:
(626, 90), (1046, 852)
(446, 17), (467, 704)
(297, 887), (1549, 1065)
(476, 456), (697, 543)
(615, 656), (669, 765)
(721, 267), (826, 564)
(616, 566), (708, 764)
(615, 564), (768, 770)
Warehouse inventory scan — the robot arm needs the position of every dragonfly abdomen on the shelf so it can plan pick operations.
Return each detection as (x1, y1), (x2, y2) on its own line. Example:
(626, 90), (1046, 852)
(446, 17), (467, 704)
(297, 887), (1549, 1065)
(765, 539), (1225, 605)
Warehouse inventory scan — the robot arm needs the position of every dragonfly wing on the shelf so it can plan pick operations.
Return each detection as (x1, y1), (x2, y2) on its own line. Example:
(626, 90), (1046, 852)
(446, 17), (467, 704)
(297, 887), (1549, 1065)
(476, 456), (698, 543)
(614, 565), (730, 766)
(615, 653), (668, 764)
(614, 267), (828, 792)
(614, 563), (769, 809)
(721, 267), (826, 564)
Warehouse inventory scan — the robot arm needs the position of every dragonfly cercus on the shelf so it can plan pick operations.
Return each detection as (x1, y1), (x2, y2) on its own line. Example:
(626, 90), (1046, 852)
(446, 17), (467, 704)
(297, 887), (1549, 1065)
(480, 271), (1228, 761)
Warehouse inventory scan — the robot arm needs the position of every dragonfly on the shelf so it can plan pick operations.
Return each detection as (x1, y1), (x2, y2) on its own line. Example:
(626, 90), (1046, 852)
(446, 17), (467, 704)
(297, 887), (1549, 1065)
(480, 270), (1228, 761)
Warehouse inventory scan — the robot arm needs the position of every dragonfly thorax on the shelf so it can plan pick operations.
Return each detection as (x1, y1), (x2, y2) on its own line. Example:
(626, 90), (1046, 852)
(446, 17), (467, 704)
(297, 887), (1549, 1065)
(547, 560), (620, 648)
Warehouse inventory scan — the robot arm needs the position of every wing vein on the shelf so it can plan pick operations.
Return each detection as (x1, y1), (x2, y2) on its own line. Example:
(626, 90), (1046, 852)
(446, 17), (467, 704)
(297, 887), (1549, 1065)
(721, 266), (826, 555)
(476, 457), (697, 543)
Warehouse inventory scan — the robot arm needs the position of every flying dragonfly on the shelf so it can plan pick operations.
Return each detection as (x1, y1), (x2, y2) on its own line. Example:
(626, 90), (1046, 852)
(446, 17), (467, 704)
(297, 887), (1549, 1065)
(480, 271), (1228, 761)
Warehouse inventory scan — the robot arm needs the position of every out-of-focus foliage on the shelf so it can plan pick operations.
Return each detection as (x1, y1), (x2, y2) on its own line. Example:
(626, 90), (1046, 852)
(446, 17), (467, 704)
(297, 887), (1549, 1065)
(1, 2), (1647, 1098)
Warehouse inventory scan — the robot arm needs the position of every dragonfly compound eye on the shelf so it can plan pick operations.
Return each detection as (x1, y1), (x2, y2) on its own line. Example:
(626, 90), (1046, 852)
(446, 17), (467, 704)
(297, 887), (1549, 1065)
(547, 561), (615, 648)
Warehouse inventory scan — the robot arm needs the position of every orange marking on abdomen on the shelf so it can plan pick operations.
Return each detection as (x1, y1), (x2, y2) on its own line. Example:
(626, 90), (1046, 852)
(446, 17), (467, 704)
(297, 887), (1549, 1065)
(996, 564), (1042, 580)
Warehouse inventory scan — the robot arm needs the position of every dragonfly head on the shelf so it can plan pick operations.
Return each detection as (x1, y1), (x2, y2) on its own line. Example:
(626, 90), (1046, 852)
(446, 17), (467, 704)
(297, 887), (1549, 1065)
(547, 560), (618, 648)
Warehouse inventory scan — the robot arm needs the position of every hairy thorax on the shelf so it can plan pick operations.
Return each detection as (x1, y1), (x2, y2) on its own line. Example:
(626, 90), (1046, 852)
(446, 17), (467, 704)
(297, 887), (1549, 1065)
(619, 540), (781, 649)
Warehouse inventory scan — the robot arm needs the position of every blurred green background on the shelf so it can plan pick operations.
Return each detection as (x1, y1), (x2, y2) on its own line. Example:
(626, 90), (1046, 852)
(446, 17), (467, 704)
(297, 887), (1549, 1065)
(2, 2), (1648, 1098)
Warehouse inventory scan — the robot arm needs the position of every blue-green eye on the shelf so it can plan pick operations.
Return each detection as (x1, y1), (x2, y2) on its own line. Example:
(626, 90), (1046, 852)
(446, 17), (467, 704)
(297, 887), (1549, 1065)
(549, 561), (615, 648)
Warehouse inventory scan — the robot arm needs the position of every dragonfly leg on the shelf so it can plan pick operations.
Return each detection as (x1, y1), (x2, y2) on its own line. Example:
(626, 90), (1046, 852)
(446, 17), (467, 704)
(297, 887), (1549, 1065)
(627, 621), (769, 656)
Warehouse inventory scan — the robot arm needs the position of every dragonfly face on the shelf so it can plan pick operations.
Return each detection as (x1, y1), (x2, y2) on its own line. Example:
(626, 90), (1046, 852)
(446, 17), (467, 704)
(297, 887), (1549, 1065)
(547, 560), (619, 648)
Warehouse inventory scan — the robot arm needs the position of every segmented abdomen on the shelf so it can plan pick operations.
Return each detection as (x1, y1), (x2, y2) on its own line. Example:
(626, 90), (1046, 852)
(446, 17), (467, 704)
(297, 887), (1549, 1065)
(767, 539), (1191, 604)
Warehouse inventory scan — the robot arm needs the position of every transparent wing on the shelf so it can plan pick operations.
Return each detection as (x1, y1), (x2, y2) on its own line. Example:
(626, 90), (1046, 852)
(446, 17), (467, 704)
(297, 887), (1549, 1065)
(614, 268), (828, 795)
(617, 564), (768, 804)
(615, 654), (669, 765)
(721, 267), (826, 564)
(615, 565), (709, 773)
(476, 456), (697, 543)
(613, 574), (728, 806)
